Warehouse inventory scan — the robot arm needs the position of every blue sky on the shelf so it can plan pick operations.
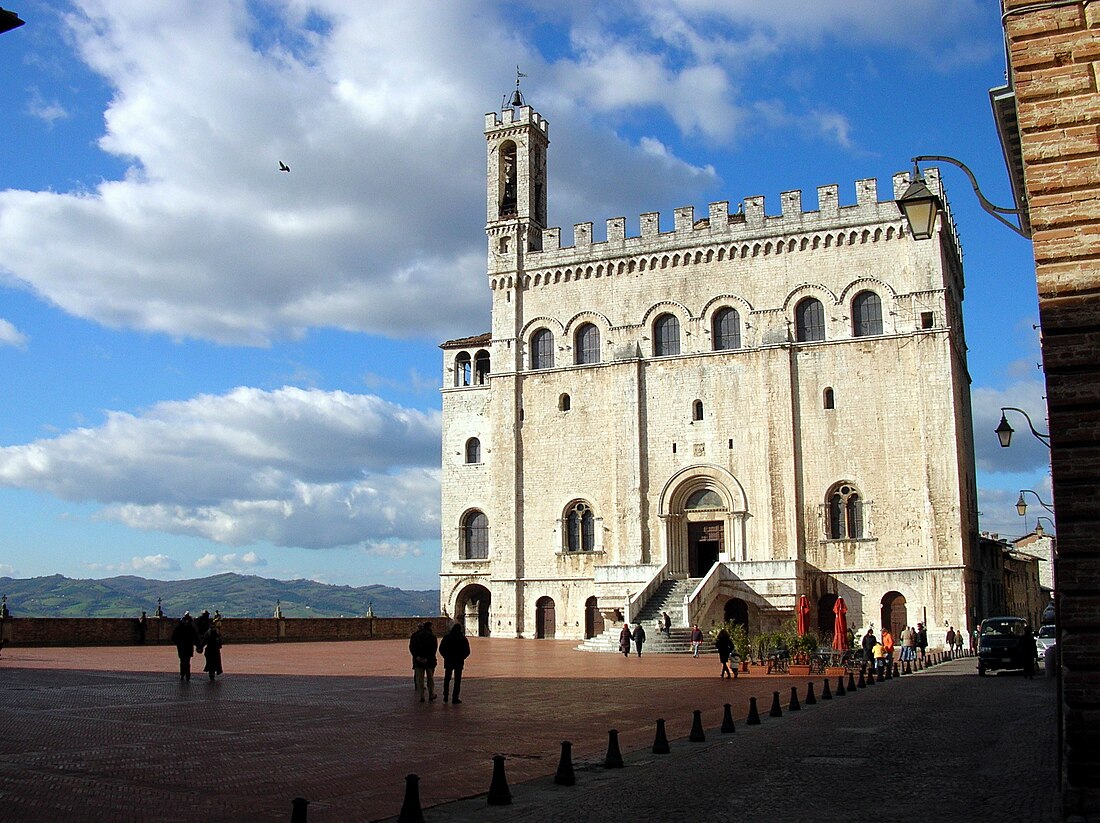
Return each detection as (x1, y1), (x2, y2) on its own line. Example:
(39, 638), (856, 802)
(0, 1), (1051, 590)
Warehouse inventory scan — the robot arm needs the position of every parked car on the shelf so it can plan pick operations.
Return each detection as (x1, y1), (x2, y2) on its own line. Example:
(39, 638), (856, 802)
(977, 616), (1036, 676)
(1035, 624), (1057, 657)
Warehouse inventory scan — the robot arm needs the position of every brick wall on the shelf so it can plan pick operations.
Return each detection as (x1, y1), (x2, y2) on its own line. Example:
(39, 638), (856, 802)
(0, 616), (444, 646)
(1003, 0), (1100, 817)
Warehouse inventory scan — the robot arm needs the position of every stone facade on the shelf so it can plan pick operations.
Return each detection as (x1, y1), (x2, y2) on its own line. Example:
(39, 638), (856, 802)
(1000, 0), (1100, 816)
(440, 102), (979, 650)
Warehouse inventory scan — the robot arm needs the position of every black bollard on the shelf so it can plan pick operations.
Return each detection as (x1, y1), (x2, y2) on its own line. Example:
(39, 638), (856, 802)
(848, 671), (858, 692)
(746, 696), (761, 725)
(821, 678), (833, 700)
(835, 676), (846, 696)
(805, 681), (817, 704)
(653, 719), (671, 754)
(291, 797), (309, 823)
(605, 729), (624, 768)
(689, 710), (706, 742)
(858, 668), (866, 688)
(884, 662), (892, 680)
(877, 665), (885, 682)
(398, 775), (424, 823)
(554, 741), (575, 786)
(893, 661), (900, 678)
(866, 666), (876, 685)
(789, 685), (801, 712)
(721, 703), (736, 733)
(487, 755), (512, 806)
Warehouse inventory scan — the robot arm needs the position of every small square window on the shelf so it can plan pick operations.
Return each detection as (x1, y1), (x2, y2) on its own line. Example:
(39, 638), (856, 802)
(921, 312), (934, 329)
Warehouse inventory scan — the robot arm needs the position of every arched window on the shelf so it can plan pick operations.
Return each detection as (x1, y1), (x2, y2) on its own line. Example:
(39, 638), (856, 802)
(465, 437), (481, 464)
(654, 313), (680, 356)
(454, 352), (471, 387)
(823, 387), (835, 409)
(692, 399), (704, 421)
(474, 350), (490, 384)
(559, 393), (571, 412)
(796, 298), (826, 342)
(827, 484), (864, 539)
(566, 502), (595, 552)
(530, 328), (554, 369)
(498, 141), (517, 218)
(712, 307), (741, 350)
(852, 291), (883, 337)
(462, 511), (489, 559)
(685, 488), (724, 510)
(575, 323), (600, 365)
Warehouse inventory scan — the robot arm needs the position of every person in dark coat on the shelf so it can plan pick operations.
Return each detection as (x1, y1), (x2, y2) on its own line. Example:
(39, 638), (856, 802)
(618, 623), (632, 657)
(194, 610), (211, 652)
(202, 625), (223, 681)
(409, 622), (438, 702)
(715, 628), (736, 678)
(915, 622), (928, 663)
(661, 611), (672, 637)
(632, 622), (646, 657)
(862, 629), (876, 669)
(170, 613), (198, 681)
(438, 623), (471, 704)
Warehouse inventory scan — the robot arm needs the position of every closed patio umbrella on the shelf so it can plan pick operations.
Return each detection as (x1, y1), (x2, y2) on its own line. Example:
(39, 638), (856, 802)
(832, 597), (848, 651)
(797, 595), (810, 637)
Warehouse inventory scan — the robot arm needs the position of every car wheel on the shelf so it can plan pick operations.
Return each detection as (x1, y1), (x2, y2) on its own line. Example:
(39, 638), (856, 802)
(978, 663), (986, 676)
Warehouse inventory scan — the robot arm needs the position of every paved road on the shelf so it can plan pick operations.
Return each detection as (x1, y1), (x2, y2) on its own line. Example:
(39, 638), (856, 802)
(0, 640), (1059, 822)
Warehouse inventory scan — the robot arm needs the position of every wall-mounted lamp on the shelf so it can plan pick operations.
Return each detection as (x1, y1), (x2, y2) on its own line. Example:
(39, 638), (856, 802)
(898, 155), (1031, 239)
(1017, 489), (1055, 517)
(996, 406), (1051, 448)
(1034, 516), (1056, 536)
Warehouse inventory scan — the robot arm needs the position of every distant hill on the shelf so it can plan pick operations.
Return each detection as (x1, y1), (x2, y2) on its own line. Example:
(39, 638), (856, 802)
(0, 573), (440, 618)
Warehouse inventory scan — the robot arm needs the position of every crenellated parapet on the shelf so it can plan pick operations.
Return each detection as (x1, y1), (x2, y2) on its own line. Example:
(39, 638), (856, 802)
(484, 106), (549, 138)
(494, 171), (962, 291)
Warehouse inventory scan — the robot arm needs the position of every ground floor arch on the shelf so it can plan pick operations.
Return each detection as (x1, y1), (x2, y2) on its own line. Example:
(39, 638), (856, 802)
(724, 597), (749, 632)
(455, 584), (492, 637)
(659, 465), (749, 576)
(535, 596), (556, 639)
(584, 596), (604, 639)
(817, 593), (838, 639)
(882, 591), (907, 639)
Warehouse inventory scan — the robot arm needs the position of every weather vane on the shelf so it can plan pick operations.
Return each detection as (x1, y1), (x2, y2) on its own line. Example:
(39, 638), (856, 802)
(504, 65), (528, 109)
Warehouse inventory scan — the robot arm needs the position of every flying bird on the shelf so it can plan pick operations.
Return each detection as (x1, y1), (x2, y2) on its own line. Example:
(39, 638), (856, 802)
(278, 161), (290, 172)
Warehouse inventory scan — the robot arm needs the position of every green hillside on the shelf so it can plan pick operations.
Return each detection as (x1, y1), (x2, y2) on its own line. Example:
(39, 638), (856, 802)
(0, 573), (439, 618)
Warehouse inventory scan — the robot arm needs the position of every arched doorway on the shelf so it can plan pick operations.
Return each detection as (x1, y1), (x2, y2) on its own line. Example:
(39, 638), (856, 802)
(535, 596), (556, 638)
(817, 593), (838, 639)
(659, 465), (747, 575)
(881, 591), (907, 639)
(455, 584), (492, 637)
(584, 596), (604, 639)
(724, 597), (749, 631)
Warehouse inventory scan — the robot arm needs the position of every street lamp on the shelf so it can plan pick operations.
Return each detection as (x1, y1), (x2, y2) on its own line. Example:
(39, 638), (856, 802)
(1034, 516), (1056, 536)
(996, 406), (1051, 448)
(0, 6), (24, 34)
(1017, 489), (1055, 516)
(898, 155), (1031, 239)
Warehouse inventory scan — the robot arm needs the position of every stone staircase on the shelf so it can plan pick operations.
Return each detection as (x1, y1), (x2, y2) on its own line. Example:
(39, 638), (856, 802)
(576, 578), (714, 654)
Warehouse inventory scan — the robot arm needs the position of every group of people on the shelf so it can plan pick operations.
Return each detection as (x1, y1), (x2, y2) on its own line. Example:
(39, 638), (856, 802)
(169, 610), (223, 681)
(409, 621), (470, 704)
(617, 621), (647, 657)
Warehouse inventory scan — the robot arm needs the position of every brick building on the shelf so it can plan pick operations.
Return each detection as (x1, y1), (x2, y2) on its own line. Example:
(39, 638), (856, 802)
(998, 1), (1100, 816)
(439, 98), (981, 651)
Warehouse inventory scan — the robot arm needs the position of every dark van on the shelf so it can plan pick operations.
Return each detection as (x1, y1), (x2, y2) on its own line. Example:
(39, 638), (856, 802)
(977, 616), (1036, 676)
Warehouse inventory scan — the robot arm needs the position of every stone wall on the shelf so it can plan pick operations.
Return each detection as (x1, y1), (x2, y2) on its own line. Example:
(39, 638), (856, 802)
(1002, 0), (1100, 816)
(0, 616), (444, 647)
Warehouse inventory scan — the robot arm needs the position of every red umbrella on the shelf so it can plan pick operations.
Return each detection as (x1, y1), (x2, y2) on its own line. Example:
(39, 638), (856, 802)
(797, 595), (810, 637)
(832, 596), (848, 650)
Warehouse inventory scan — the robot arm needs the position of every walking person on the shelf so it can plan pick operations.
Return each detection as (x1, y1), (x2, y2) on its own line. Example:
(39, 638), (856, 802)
(862, 628), (876, 670)
(955, 626), (965, 656)
(661, 611), (672, 637)
(202, 624), (223, 681)
(439, 622), (470, 704)
(690, 624), (703, 658)
(900, 625), (916, 665)
(618, 623), (632, 658)
(409, 621), (439, 702)
(170, 612), (198, 681)
(915, 622), (928, 664)
(632, 621), (646, 657)
(881, 627), (895, 670)
(945, 626), (956, 660)
(715, 628), (736, 678)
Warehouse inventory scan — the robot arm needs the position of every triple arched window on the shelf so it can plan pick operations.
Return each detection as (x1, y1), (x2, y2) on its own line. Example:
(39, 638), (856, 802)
(566, 501), (596, 552)
(795, 298), (826, 342)
(654, 313), (681, 356)
(852, 291), (883, 337)
(827, 483), (864, 539)
(575, 323), (600, 365)
(462, 511), (489, 559)
(712, 307), (741, 350)
(530, 328), (554, 369)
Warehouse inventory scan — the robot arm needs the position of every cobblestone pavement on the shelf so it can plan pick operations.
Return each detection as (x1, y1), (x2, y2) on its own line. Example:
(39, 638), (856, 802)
(0, 642), (1058, 822)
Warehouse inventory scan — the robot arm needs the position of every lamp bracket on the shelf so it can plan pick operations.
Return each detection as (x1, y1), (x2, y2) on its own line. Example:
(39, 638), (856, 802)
(913, 155), (1030, 239)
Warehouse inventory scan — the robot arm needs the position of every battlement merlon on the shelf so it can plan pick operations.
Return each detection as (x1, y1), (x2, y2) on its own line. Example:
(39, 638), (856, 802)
(529, 171), (960, 259)
(485, 107), (550, 138)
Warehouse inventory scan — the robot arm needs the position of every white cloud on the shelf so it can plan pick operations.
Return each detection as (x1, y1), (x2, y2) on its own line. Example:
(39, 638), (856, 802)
(83, 554), (181, 574)
(0, 563), (17, 576)
(361, 540), (424, 559)
(26, 91), (70, 125)
(0, 386), (442, 549)
(971, 380), (1050, 475)
(0, 319), (27, 348)
(194, 551), (267, 571)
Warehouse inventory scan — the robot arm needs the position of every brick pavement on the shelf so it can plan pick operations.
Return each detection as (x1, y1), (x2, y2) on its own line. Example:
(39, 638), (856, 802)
(0, 641), (1059, 822)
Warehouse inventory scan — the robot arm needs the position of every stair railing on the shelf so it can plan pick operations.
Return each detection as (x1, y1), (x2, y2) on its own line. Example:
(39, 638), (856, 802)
(683, 562), (724, 627)
(624, 564), (668, 626)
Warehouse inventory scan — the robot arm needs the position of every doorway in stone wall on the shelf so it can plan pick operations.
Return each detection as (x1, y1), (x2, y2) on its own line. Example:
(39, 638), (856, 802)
(688, 521), (723, 577)
(455, 584), (492, 637)
(584, 596), (604, 639)
(535, 596), (556, 639)
(881, 591), (907, 639)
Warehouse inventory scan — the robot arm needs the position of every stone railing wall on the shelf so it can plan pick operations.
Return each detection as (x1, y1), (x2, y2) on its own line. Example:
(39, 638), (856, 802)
(0, 616), (447, 647)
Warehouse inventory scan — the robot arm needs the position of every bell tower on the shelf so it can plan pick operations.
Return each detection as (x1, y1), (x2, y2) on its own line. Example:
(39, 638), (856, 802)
(484, 76), (548, 269)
